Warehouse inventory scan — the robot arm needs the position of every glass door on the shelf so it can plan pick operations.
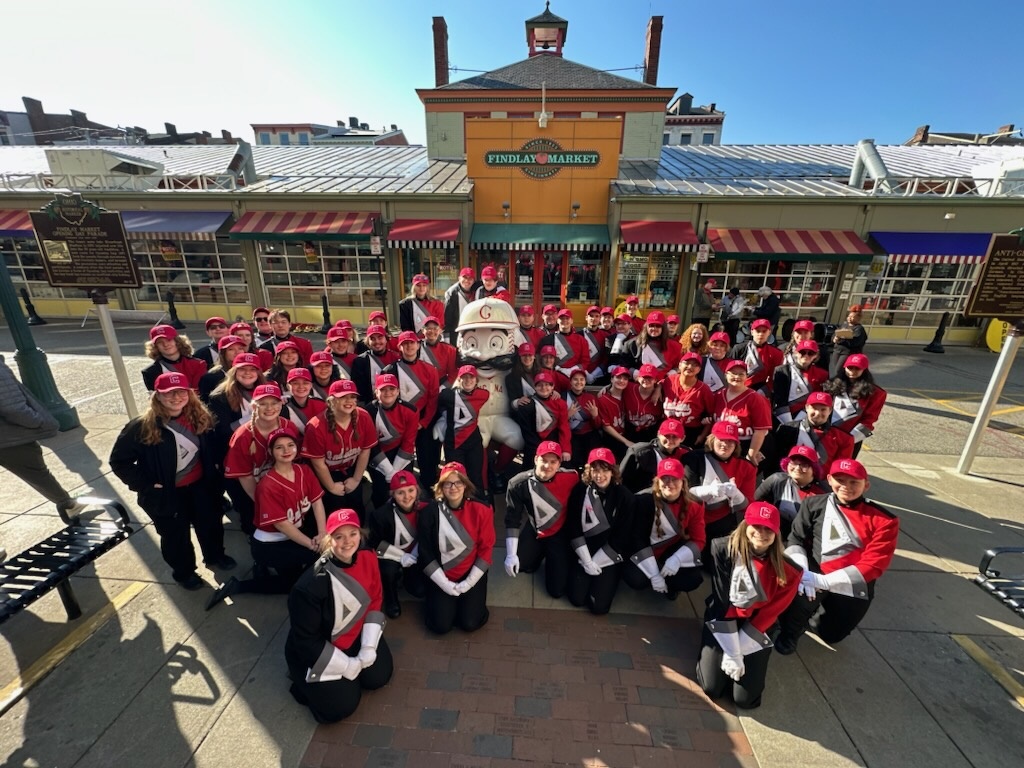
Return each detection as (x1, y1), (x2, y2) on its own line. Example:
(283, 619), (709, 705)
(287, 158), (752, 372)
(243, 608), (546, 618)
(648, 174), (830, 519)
(539, 251), (565, 307)
(513, 252), (535, 308)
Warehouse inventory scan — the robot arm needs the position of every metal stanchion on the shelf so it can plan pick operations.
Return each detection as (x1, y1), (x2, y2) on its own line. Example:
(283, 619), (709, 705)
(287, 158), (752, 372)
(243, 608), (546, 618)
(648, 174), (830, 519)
(165, 290), (187, 330)
(923, 311), (950, 354)
(19, 288), (47, 325)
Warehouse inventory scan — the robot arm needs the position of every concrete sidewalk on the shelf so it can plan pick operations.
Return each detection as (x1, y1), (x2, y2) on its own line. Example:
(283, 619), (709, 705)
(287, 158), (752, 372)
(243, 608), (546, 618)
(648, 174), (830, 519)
(1, 338), (1023, 767)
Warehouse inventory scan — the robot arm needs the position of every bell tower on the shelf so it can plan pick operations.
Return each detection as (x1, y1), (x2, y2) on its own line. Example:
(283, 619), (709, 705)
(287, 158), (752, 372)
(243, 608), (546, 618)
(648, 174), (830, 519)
(525, 2), (568, 57)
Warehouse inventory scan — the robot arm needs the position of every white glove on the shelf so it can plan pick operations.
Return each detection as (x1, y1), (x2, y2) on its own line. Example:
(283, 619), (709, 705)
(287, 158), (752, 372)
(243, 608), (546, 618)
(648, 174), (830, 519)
(721, 653), (745, 682)
(724, 483), (746, 505)
(432, 420), (447, 441)
(575, 544), (602, 576)
(357, 621), (382, 669)
(341, 654), (362, 680)
(429, 567), (461, 597)
(689, 480), (730, 504)
(610, 333), (627, 355)
(374, 455), (396, 482)
(650, 574), (668, 594)
(660, 545), (699, 578)
(798, 569), (829, 599)
(504, 536), (520, 577)
(455, 565), (486, 595)
(400, 545), (418, 568)
(586, 367), (604, 384)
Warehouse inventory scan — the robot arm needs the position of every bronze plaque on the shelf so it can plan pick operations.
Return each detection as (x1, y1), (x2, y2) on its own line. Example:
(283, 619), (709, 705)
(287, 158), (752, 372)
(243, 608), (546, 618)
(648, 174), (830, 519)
(30, 194), (142, 289)
(964, 234), (1024, 319)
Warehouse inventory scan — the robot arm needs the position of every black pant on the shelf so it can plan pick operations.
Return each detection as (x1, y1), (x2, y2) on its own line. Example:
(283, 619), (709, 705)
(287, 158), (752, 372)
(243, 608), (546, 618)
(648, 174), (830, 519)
(236, 538), (318, 595)
(416, 428), (441, 491)
(0, 441), (73, 510)
(224, 478), (256, 536)
(323, 469), (366, 518)
(778, 581), (875, 645)
(290, 637), (393, 723)
(424, 572), (490, 635)
(623, 552), (703, 595)
(151, 483), (226, 582)
(379, 559), (426, 605)
(517, 525), (571, 599)
(569, 431), (599, 471)
(703, 513), (739, 566)
(567, 562), (623, 615)
(447, 433), (484, 496)
(696, 636), (773, 710)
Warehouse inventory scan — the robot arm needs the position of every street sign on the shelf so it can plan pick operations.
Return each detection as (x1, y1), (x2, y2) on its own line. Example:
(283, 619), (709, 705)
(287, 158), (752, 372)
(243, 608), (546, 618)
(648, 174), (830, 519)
(370, 235), (382, 255)
(30, 194), (141, 290)
(696, 243), (710, 263)
(964, 234), (1024, 319)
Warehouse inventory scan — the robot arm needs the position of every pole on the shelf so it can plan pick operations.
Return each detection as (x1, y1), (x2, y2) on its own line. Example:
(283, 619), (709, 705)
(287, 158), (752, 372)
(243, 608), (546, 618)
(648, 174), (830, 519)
(20, 288), (47, 325)
(91, 290), (139, 419)
(956, 319), (1024, 475)
(0, 263), (79, 429)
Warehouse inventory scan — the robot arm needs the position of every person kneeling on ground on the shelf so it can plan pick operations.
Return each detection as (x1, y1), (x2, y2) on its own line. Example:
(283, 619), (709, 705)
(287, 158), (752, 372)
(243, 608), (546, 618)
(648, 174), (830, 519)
(285, 509), (393, 724)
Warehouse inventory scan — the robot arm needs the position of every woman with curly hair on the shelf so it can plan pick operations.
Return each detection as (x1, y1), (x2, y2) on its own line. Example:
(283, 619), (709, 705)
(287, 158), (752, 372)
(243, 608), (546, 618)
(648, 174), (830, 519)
(141, 325), (207, 392)
(679, 323), (711, 356)
(624, 312), (681, 377)
(110, 372), (235, 590)
(821, 353), (886, 459)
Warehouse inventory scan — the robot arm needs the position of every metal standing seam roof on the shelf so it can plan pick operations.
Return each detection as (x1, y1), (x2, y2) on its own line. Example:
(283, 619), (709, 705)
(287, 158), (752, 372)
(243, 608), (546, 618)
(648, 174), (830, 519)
(436, 55), (655, 91)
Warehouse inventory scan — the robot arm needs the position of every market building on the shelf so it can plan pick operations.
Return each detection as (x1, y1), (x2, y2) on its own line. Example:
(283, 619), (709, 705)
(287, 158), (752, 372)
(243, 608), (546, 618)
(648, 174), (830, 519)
(2, 5), (1023, 345)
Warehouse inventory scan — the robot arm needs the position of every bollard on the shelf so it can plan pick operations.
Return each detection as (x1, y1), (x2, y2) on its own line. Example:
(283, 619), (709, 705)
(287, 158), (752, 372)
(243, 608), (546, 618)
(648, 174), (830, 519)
(923, 311), (950, 354)
(319, 294), (332, 334)
(19, 288), (47, 326)
(165, 290), (187, 330)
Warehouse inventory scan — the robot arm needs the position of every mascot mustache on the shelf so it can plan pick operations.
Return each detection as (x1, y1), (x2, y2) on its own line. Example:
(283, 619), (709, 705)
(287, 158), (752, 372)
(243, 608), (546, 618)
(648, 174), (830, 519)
(457, 352), (516, 372)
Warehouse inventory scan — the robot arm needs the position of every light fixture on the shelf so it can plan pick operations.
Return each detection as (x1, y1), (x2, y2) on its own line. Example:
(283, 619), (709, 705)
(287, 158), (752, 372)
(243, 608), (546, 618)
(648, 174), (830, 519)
(502, 201), (511, 219)
(570, 202), (581, 219)
(944, 212), (956, 220)
(262, 242), (279, 256)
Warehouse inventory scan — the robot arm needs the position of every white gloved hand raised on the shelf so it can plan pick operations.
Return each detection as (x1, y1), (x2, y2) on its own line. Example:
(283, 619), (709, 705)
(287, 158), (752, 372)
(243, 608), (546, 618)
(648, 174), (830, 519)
(721, 653), (745, 682)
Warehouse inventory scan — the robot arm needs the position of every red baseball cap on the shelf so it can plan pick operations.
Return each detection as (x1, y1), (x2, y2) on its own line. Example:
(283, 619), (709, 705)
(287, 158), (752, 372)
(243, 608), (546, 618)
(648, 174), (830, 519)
(481, 266), (498, 279)
(335, 319), (354, 329)
(615, 314), (633, 324)
(705, 278), (718, 288)
(659, 419), (684, 438)
(796, 340), (819, 354)
(518, 343), (536, 356)
(587, 447), (617, 466)
(397, 331), (420, 345)
(845, 354), (869, 370)
(657, 457), (685, 479)
(543, 304), (558, 315)
(537, 440), (562, 457)
(459, 267), (476, 279)
(369, 310), (387, 321)
(587, 305), (601, 316)
(724, 359), (748, 373)
(709, 332), (731, 345)
(637, 363), (660, 380)
(849, 304), (863, 313)
(325, 509), (361, 534)
(534, 371), (555, 384)
(266, 427), (299, 451)
(610, 366), (630, 377)
(274, 340), (299, 354)
(287, 368), (312, 382)
(646, 311), (666, 326)
(230, 322), (251, 335)
(711, 421), (739, 442)
(781, 445), (822, 478)
(539, 345), (557, 357)
(667, 315), (680, 324)
(205, 316), (227, 330)
(557, 308), (573, 319)
(326, 327), (348, 341)
(390, 470), (418, 491)
(829, 458), (868, 481)
(217, 335), (245, 351)
(794, 320), (815, 333)
(680, 352), (702, 365)
(518, 305), (535, 316)
(412, 273), (430, 285)
(457, 364), (478, 379)
(439, 461), (467, 480)
(600, 307), (614, 316)
(310, 351), (334, 365)
(154, 372), (189, 393)
(744, 502), (781, 534)
(375, 373), (399, 389)
(150, 325), (177, 342)
(366, 324), (387, 338)
(806, 391), (833, 407)
(328, 380), (359, 397)
(252, 383), (283, 401)
(751, 318), (771, 330)
(569, 367), (587, 380)
(423, 316), (441, 327)
(626, 295), (639, 305)
(232, 353), (261, 369)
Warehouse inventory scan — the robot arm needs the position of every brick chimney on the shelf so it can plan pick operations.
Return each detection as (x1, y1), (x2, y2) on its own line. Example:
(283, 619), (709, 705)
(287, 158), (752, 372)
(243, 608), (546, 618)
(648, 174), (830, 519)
(433, 16), (449, 87)
(910, 125), (930, 145)
(642, 16), (663, 86)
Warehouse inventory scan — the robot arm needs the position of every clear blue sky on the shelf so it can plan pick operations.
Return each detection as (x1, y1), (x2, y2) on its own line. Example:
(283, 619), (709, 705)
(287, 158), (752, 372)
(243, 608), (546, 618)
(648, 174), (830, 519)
(4, 0), (1020, 146)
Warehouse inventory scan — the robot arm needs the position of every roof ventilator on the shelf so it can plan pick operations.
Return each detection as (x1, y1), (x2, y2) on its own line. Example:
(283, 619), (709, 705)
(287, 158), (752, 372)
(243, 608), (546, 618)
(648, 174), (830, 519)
(848, 139), (893, 193)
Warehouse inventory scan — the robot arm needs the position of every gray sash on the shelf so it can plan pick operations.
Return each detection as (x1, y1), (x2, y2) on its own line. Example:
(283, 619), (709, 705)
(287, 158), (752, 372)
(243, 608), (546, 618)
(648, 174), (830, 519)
(323, 561), (371, 641)
(166, 420), (201, 484)
(453, 390), (479, 431)
(397, 360), (426, 408)
(438, 503), (474, 573)
(728, 560), (767, 609)
(820, 496), (863, 562)
(527, 477), (563, 534)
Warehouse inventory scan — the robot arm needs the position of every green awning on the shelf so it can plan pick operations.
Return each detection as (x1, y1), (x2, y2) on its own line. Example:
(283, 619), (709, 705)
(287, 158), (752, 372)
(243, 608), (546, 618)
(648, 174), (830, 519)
(471, 223), (609, 252)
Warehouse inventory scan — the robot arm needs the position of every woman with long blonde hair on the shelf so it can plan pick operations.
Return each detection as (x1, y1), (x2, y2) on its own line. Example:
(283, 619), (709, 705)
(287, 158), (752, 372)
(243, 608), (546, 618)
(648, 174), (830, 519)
(110, 372), (235, 590)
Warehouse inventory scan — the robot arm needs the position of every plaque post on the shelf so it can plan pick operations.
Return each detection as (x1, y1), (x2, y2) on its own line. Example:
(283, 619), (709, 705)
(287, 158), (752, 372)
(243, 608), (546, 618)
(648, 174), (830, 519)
(91, 290), (139, 419)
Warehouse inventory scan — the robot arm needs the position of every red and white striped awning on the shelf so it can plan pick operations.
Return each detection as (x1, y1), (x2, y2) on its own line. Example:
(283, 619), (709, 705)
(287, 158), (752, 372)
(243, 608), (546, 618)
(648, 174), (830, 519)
(708, 228), (873, 260)
(230, 210), (376, 240)
(387, 219), (461, 248)
(889, 254), (981, 265)
(0, 210), (32, 237)
(620, 220), (699, 253)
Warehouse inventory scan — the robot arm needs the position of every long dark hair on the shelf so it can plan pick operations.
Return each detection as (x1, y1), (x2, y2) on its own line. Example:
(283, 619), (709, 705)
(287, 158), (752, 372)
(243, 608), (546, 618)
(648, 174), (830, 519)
(822, 368), (876, 400)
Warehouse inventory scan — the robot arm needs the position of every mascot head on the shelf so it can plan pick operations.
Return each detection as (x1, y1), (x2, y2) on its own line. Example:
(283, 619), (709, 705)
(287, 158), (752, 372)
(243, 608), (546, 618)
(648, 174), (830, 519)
(456, 297), (518, 373)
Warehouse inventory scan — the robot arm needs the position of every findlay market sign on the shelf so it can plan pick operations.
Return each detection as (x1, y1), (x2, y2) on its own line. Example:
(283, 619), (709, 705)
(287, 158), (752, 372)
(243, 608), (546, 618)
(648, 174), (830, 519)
(484, 138), (600, 179)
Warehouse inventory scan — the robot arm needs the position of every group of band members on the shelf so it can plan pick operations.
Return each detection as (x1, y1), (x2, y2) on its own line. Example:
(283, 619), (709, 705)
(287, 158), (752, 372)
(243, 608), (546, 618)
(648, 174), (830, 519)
(113, 271), (894, 720)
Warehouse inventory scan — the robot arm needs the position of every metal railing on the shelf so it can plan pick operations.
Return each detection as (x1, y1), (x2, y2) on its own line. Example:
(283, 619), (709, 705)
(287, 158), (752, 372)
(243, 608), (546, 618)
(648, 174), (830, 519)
(0, 173), (238, 192)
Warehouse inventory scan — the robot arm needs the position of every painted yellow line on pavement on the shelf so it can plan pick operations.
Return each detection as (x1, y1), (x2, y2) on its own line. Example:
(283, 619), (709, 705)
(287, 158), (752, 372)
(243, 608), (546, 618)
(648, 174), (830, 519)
(952, 634), (1024, 708)
(0, 581), (148, 716)
(991, 405), (1024, 417)
(909, 389), (976, 417)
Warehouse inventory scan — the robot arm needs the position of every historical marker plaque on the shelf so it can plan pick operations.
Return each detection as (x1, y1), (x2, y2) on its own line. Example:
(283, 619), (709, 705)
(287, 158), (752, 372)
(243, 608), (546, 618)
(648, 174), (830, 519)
(30, 194), (142, 289)
(964, 234), (1024, 319)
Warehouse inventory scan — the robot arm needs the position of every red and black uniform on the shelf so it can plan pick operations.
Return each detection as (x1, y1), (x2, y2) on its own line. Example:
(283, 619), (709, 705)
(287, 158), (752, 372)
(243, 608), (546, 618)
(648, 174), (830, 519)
(626, 337), (682, 377)
(625, 489), (705, 596)
(260, 334), (314, 367)
(418, 497), (495, 634)
(330, 350), (358, 380)
(224, 417), (299, 534)
(286, 551), (392, 723)
(774, 419), (854, 475)
(543, 331), (590, 390)
(443, 281), (478, 345)
(701, 355), (729, 394)
(779, 492), (899, 646)
(579, 327), (610, 380)
(754, 472), (828, 540)
(729, 340), (783, 396)
(697, 539), (801, 709)
(351, 348), (400, 405)
(420, 340), (458, 388)
(830, 383), (887, 457)
(364, 399), (418, 507)
(142, 355), (207, 393)
(399, 296), (445, 334)
(564, 388), (600, 469)
(684, 451), (757, 561)
(505, 467), (579, 598)
(662, 374), (716, 447)
(283, 395), (327, 436)
(565, 481), (636, 614)
(384, 354), (441, 488)
(517, 325), (545, 349)
(301, 408), (377, 516)
(512, 390), (572, 467)
(618, 439), (688, 494)
(772, 359), (828, 424)
(714, 388), (772, 452)
(437, 386), (490, 492)
(368, 498), (428, 616)
(622, 382), (662, 443)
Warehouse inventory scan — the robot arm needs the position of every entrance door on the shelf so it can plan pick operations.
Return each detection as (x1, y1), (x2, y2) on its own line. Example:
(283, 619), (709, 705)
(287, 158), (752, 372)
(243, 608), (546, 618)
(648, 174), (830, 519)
(539, 251), (564, 308)
(499, 250), (567, 313)
(512, 252), (535, 308)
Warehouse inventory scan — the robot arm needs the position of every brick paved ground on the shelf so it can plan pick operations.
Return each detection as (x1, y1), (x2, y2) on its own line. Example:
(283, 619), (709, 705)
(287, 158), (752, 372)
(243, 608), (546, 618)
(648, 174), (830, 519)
(300, 606), (756, 768)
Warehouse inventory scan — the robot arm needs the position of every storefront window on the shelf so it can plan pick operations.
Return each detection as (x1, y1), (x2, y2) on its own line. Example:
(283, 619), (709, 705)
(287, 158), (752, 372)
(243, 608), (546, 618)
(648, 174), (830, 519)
(566, 254), (600, 304)
(2, 236), (88, 302)
(259, 240), (386, 309)
(473, 249), (510, 285)
(700, 260), (838, 322)
(400, 247), (459, 295)
(616, 252), (680, 309)
(133, 238), (248, 308)
(844, 261), (981, 329)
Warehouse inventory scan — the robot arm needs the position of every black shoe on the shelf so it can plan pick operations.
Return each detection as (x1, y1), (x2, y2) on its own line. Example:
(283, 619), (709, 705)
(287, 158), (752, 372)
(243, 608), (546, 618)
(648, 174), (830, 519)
(665, 590), (679, 601)
(384, 599), (401, 619)
(774, 633), (799, 655)
(177, 573), (203, 591)
(206, 577), (240, 610)
(207, 555), (238, 571)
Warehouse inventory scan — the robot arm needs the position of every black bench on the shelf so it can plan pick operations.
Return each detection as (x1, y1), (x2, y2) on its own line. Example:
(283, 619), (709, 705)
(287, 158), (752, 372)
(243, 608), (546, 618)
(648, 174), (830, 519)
(0, 499), (134, 626)
(973, 547), (1024, 619)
